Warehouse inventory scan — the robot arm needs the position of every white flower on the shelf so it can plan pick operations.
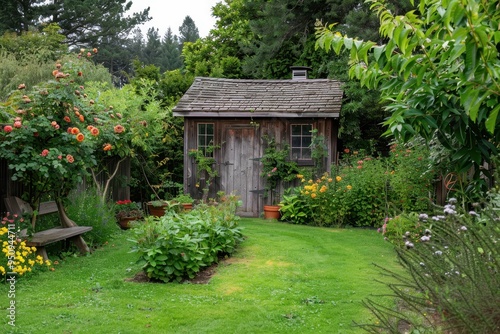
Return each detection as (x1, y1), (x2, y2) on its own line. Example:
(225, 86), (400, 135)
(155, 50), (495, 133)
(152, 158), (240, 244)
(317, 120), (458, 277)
(448, 198), (457, 204)
(434, 250), (443, 256)
(420, 262), (425, 267)
(405, 241), (414, 249)
(420, 235), (431, 242)
(460, 226), (467, 231)
(469, 211), (478, 216)
(419, 213), (429, 221)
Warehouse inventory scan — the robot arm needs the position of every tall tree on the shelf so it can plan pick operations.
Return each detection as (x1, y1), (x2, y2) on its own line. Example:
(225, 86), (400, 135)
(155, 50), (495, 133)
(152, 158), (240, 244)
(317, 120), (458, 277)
(0, 0), (43, 33)
(316, 0), (500, 194)
(178, 15), (200, 50)
(0, 0), (150, 47)
(160, 28), (182, 71)
(142, 27), (162, 66)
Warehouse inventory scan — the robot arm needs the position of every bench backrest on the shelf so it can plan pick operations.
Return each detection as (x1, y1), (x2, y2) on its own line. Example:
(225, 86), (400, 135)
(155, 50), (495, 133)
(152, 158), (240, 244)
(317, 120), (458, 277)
(3, 196), (58, 216)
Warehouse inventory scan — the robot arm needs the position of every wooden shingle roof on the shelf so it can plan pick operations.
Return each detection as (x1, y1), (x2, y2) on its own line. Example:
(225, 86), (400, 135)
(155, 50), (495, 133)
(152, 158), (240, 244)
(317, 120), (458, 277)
(173, 77), (343, 118)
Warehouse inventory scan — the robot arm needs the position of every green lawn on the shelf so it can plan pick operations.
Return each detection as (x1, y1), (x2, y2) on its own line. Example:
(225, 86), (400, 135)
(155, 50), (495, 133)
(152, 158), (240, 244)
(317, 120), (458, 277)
(2, 218), (401, 334)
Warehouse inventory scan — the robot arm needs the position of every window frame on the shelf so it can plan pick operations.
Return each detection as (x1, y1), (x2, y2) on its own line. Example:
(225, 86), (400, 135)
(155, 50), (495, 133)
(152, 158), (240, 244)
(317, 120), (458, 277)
(290, 123), (314, 165)
(196, 122), (215, 157)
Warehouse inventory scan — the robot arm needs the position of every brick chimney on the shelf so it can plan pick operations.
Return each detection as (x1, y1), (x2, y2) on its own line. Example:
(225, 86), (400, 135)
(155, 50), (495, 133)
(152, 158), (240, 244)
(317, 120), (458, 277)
(291, 66), (312, 80)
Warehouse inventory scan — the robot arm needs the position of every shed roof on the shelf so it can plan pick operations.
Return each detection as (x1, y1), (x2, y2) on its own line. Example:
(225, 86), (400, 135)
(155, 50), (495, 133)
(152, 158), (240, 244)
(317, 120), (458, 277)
(173, 77), (343, 118)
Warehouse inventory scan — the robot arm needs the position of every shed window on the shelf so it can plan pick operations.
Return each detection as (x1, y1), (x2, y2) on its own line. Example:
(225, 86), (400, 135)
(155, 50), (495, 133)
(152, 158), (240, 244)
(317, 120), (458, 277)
(197, 123), (214, 156)
(291, 124), (313, 161)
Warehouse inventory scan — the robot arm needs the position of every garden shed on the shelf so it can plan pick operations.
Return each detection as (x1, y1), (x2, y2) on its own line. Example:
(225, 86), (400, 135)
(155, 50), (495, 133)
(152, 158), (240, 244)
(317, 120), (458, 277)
(173, 67), (343, 217)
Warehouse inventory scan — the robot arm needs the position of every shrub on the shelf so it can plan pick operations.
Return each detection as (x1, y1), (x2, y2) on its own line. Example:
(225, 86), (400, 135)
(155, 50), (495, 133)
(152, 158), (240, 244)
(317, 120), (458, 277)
(129, 195), (243, 282)
(65, 188), (119, 247)
(361, 196), (500, 333)
(388, 142), (435, 212)
(381, 212), (428, 247)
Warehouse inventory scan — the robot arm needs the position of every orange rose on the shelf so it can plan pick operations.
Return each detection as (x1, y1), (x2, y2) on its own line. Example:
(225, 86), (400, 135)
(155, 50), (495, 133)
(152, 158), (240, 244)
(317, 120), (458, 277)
(114, 125), (125, 134)
(71, 127), (80, 135)
(66, 155), (74, 163)
(103, 143), (112, 151)
(91, 127), (100, 136)
(76, 133), (85, 142)
(79, 115), (84, 122)
(63, 116), (71, 122)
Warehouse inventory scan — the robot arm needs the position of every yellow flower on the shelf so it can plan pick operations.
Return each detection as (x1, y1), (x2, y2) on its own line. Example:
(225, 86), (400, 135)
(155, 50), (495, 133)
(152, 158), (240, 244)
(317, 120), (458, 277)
(0, 266), (5, 275)
(45, 260), (52, 266)
(320, 185), (327, 193)
(336, 176), (342, 182)
(31, 247), (37, 252)
(296, 174), (303, 179)
(347, 185), (352, 190)
(308, 179), (313, 184)
(328, 178), (333, 182)
(311, 193), (317, 199)
(28, 259), (35, 266)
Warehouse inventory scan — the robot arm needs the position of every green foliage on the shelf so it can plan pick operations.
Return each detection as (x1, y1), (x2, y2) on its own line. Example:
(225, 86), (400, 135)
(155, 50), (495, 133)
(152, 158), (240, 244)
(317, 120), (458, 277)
(316, 0), (500, 192)
(260, 136), (299, 204)
(189, 145), (220, 203)
(280, 148), (435, 227)
(380, 212), (425, 247)
(363, 196), (500, 333)
(65, 188), (120, 246)
(129, 197), (243, 283)
(388, 141), (434, 212)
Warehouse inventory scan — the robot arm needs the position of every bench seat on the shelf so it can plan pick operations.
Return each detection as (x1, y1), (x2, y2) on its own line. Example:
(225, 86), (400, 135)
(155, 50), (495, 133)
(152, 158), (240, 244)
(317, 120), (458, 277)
(26, 226), (93, 261)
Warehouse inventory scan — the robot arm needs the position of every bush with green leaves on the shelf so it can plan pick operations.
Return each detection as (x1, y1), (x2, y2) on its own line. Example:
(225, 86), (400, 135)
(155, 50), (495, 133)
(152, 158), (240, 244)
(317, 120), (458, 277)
(388, 141), (434, 212)
(64, 188), (120, 247)
(129, 195), (243, 282)
(362, 196), (500, 333)
(380, 212), (428, 247)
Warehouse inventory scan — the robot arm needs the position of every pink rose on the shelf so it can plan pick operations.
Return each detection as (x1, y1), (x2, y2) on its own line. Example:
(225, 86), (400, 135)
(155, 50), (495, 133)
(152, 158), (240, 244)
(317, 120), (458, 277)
(13, 121), (22, 128)
(41, 149), (49, 157)
(3, 125), (13, 133)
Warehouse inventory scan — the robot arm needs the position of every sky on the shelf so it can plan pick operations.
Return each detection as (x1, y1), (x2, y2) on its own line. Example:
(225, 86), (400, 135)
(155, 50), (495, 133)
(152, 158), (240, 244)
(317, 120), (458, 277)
(128, 0), (220, 38)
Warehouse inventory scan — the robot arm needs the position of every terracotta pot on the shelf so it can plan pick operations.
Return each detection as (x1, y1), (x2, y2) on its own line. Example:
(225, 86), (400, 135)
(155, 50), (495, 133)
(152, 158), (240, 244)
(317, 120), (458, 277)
(182, 203), (193, 211)
(147, 203), (168, 217)
(263, 205), (281, 220)
(118, 216), (140, 230)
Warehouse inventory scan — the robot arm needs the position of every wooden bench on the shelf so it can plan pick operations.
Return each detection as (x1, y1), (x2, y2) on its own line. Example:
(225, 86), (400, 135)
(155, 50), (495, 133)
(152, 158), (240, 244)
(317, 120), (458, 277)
(4, 196), (92, 260)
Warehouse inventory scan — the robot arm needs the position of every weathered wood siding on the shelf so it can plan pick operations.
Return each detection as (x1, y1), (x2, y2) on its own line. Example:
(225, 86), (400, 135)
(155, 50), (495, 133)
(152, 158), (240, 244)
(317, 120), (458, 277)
(183, 117), (339, 217)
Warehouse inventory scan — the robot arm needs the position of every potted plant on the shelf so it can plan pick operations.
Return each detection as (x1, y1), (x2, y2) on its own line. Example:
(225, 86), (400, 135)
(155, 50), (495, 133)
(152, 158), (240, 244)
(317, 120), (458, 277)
(260, 136), (299, 219)
(146, 199), (170, 217)
(114, 200), (143, 229)
(173, 193), (195, 211)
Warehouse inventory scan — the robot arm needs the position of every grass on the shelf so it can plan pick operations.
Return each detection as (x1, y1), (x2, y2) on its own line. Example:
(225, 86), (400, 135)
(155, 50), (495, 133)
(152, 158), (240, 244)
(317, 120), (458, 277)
(1, 218), (402, 333)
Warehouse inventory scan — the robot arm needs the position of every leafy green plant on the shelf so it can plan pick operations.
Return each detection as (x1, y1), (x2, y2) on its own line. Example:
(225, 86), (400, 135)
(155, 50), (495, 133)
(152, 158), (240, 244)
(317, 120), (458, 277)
(65, 188), (120, 247)
(279, 189), (311, 225)
(380, 212), (427, 247)
(189, 144), (220, 203)
(173, 193), (194, 204)
(260, 136), (299, 204)
(388, 141), (435, 212)
(129, 196), (243, 282)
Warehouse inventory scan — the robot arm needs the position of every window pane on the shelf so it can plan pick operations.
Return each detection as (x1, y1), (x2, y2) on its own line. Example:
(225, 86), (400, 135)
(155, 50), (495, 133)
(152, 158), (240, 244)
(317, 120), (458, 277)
(206, 123), (214, 135)
(292, 125), (301, 135)
(291, 148), (301, 160)
(302, 137), (312, 147)
(292, 136), (301, 147)
(302, 124), (312, 135)
(302, 148), (312, 159)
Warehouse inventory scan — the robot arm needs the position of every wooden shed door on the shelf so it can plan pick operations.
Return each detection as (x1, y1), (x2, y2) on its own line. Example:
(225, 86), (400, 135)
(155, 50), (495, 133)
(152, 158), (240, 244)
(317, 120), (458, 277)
(222, 127), (260, 217)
